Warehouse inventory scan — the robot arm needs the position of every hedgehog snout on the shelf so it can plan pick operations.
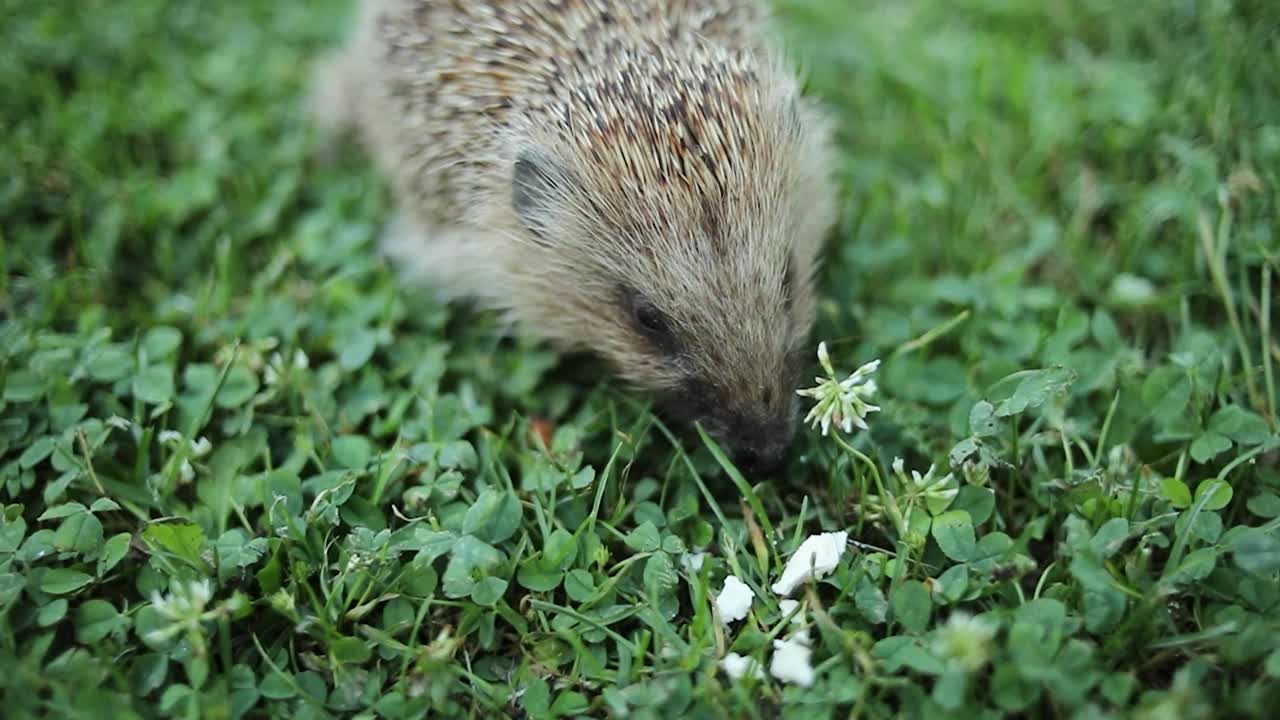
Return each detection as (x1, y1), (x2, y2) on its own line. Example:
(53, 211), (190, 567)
(681, 385), (796, 478)
(719, 414), (793, 478)
(727, 433), (790, 477)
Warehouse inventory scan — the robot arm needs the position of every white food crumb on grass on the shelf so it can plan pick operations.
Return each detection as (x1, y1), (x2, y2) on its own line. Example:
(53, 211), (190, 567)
(769, 634), (816, 687)
(771, 531), (848, 596)
(720, 652), (765, 681)
(779, 598), (802, 623)
(778, 599), (812, 643)
(683, 552), (706, 572)
(715, 575), (755, 624)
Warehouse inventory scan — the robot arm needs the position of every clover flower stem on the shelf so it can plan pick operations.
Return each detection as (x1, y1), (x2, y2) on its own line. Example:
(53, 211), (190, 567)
(832, 432), (905, 538)
(219, 615), (234, 681)
(1217, 439), (1280, 483)
(75, 429), (106, 495)
(1124, 459), (1144, 521)
(851, 687), (869, 720)
(1009, 418), (1020, 466)
(790, 495), (810, 557)
(1060, 423), (1075, 488)
(1199, 210), (1262, 412)
(370, 440), (405, 506)
(890, 308), (971, 358)
(1094, 389), (1121, 466)
(1174, 446), (1189, 483)
(193, 341), (241, 438)
(1032, 561), (1056, 600)
(885, 538), (913, 635)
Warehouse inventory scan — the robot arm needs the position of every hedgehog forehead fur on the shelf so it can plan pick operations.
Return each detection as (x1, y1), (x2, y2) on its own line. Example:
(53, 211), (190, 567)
(312, 0), (840, 460)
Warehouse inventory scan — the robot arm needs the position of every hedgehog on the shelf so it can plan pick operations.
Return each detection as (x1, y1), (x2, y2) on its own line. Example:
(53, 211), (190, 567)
(309, 0), (839, 475)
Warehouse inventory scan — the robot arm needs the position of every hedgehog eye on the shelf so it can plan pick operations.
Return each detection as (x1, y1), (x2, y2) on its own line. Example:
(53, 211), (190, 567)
(619, 286), (681, 354)
(635, 304), (668, 335)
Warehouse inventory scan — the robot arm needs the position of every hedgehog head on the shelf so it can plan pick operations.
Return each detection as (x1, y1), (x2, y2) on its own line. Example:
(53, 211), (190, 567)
(496, 45), (838, 474)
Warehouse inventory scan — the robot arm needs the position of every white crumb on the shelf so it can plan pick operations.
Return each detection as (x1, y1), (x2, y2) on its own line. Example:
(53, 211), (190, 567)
(770, 531), (848, 597)
(715, 575), (755, 625)
(769, 635), (816, 687)
(720, 652), (765, 681)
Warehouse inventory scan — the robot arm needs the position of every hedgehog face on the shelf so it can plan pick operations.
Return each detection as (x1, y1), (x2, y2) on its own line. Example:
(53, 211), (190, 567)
(509, 129), (833, 476)
(616, 265), (809, 478)
(503, 51), (837, 476)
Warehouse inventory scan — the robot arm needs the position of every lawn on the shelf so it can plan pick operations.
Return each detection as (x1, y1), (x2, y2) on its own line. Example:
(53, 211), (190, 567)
(2, 0), (1279, 718)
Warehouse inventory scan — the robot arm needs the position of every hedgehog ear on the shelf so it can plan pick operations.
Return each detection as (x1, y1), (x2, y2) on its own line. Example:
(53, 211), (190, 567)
(512, 149), (572, 241)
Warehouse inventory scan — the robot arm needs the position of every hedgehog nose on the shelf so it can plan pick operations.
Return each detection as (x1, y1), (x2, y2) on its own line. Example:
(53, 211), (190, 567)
(722, 412), (795, 477)
(731, 438), (789, 478)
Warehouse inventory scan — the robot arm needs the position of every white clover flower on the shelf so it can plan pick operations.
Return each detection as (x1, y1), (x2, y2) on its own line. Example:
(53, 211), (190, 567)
(715, 575), (755, 625)
(795, 342), (881, 436)
(771, 531), (848, 597)
(912, 465), (958, 515)
(190, 436), (212, 458)
(266, 349), (310, 386)
(893, 459), (960, 516)
(264, 357), (281, 386)
(158, 430), (183, 445)
(269, 589), (297, 615)
(345, 553), (375, 574)
(769, 635), (816, 687)
(720, 652), (765, 681)
(106, 416), (131, 431)
(145, 579), (213, 644)
(149, 580), (211, 620)
(933, 612), (998, 673)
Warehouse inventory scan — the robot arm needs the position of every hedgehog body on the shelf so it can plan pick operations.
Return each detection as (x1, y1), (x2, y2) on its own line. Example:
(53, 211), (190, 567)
(312, 0), (839, 473)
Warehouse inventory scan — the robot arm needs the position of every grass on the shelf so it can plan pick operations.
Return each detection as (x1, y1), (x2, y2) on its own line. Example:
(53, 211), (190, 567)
(2, 0), (1279, 717)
